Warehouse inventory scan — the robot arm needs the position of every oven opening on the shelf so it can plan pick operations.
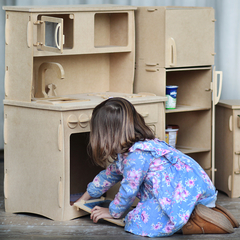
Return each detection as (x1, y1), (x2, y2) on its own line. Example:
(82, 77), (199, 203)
(70, 132), (104, 204)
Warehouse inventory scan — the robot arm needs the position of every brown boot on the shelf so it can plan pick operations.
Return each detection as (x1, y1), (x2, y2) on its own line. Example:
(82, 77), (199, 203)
(212, 204), (239, 228)
(182, 204), (234, 234)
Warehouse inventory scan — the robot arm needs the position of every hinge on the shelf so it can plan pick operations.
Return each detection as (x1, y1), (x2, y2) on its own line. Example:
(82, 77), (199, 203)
(33, 20), (43, 25)
(33, 42), (43, 47)
(205, 82), (213, 92)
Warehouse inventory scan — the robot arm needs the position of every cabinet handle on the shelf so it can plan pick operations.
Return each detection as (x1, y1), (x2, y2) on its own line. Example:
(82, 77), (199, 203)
(228, 175), (232, 191)
(4, 114), (7, 144)
(229, 115), (233, 132)
(237, 115), (240, 128)
(145, 69), (157, 72)
(5, 14), (9, 45)
(27, 20), (31, 48)
(147, 9), (157, 12)
(205, 82), (213, 92)
(4, 170), (7, 199)
(145, 63), (158, 66)
(169, 37), (177, 67)
(234, 153), (240, 175)
(55, 23), (61, 50)
(58, 178), (63, 208)
(58, 121), (63, 151)
(213, 70), (223, 105)
(4, 67), (8, 97)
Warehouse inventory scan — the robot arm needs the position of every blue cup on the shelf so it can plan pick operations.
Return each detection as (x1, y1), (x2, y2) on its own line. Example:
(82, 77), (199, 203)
(166, 86), (178, 109)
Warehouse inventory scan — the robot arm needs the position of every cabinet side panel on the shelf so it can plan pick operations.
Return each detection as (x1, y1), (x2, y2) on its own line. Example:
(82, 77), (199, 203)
(5, 11), (33, 102)
(4, 106), (64, 220)
(215, 105), (233, 197)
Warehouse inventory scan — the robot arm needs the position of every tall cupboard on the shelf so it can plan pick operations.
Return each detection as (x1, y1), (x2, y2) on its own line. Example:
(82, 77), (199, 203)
(134, 6), (222, 181)
(215, 100), (240, 198)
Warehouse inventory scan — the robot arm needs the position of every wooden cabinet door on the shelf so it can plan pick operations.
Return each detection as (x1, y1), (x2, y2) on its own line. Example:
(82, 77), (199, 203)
(165, 8), (215, 67)
(4, 106), (65, 220)
(40, 16), (64, 53)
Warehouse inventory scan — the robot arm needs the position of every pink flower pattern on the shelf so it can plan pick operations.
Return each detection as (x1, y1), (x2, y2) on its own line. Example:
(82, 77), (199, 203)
(141, 211), (149, 223)
(152, 222), (163, 230)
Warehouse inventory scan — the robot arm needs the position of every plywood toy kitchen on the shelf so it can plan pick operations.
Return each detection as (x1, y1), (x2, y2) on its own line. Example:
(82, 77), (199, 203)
(2, 5), (222, 221)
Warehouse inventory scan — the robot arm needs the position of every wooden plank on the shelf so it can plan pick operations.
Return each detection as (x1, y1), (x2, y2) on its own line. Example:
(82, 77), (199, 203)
(74, 199), (125, 227)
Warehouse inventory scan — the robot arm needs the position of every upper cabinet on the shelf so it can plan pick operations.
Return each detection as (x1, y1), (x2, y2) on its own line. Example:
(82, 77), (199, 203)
(135, 6), (215, 68)
(4, 5), (136, 56)
(3, 5), (136, 102)
(32, 8), (135, 56)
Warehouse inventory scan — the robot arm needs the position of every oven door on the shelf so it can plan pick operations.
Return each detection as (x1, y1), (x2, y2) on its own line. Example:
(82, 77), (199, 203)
(40, 16), (64, 53)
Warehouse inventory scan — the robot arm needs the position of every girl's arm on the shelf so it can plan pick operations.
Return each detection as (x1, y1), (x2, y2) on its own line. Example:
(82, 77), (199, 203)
(109, 151), (150, 218)
(87, 162), (123, 198)
(72, 162), (122, 206)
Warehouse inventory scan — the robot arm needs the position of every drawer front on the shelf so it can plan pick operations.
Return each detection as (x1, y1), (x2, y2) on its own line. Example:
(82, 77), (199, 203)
(135, 103), (158, 124)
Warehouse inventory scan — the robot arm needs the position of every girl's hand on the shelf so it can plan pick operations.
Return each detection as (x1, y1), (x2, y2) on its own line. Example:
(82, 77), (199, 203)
(90, 206), (113, 223)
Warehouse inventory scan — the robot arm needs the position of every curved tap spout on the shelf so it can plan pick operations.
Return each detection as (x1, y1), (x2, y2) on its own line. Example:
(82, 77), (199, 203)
(35, 62), (65, 98)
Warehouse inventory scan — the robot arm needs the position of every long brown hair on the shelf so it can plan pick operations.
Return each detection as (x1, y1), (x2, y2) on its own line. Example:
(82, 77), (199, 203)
(88, 97), (155, 167)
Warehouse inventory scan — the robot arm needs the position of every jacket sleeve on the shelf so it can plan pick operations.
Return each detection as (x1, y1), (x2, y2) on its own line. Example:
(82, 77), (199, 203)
(87, 162), (123, 198)
(109, 151), (151, 218)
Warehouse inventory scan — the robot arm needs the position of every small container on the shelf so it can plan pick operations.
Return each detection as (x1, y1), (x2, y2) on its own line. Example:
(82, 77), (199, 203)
(165, 125), (179, 148)
(166, 86), (178, 109)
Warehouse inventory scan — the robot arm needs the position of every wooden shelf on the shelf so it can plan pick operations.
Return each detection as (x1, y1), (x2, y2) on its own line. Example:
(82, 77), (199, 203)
(165, 105), (211, 113)
(166, 66), (212, 72)
(177, 146), (211, 154)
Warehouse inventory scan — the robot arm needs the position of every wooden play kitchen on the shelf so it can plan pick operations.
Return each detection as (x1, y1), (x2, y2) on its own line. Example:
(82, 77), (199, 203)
(3, 5), (166, 221)
(3, 5), (222, 221)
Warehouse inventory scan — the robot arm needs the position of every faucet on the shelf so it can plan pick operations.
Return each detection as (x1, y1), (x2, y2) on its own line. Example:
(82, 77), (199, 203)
(35, 62), (65, 98)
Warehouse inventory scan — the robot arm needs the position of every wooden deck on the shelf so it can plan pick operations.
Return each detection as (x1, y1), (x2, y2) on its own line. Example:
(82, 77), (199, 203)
(1, 155), (240, 239)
